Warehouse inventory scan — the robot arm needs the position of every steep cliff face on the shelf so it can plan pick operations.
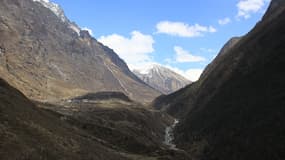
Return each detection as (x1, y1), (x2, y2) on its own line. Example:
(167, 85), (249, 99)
(154, 0), (285, 159)
(133, 64), (191, 94)
(0, 0), (160, 103)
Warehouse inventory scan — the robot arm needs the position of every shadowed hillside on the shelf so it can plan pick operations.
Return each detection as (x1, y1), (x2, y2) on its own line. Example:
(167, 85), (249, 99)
(0, 78), (131, 160)
(153, 0), (285, 159)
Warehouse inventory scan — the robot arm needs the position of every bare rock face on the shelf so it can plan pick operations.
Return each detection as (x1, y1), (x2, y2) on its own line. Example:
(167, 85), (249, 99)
(0, 0), (160, 103)
(133, 64), (191, 94)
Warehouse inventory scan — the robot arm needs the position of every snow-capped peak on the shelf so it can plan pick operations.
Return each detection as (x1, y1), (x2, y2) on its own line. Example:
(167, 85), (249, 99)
(133, 64), (191, 94)
(32, 0), (67, 22)
(133, 63), (163, 75)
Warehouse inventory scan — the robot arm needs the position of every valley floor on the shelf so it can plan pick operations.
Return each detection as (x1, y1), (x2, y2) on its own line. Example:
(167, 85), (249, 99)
(0, 76), (191, 160)
(36, 100), (192, 159)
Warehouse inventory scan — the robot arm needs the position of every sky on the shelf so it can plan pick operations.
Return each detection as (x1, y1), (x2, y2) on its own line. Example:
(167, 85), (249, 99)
(50, 0), (271, 81)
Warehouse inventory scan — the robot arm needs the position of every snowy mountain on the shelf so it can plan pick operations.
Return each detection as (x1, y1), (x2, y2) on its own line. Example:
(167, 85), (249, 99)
(32, 0), (83, 35)
(33, 0), (67, 22)
(133, 64), (191, 94)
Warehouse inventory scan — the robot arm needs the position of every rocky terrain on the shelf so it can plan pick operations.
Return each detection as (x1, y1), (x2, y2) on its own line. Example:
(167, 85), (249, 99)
(133, 64), (191, 94)
(71, 91), (133, 103)
(153, 0), (285, 159)
(0, 0), (160, 103)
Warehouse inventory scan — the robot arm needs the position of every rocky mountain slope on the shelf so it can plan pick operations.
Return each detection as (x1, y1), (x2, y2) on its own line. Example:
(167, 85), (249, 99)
(133, 64), (191, 94)
(153, 0), (285, 159)
(0, 0), (160, 103)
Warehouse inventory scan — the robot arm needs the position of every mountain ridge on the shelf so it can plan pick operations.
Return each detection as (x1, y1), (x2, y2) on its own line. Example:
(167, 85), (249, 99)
(0, 0), (160, 103)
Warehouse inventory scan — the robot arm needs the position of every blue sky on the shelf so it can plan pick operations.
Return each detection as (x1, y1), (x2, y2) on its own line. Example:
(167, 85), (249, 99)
(51, 0), (270, 81)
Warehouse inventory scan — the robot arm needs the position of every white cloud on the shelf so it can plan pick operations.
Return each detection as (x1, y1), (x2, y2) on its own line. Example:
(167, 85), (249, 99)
(236, 0), (269, 19)
(185, 69), (204, 81)
(162, 65), (204, 82)
(209, 26), (217, 33)
(156, 21), (217, 37)
(218, 17), (231, 25)
(82, 27), (94, 36)
(174, 46), (206, 63)
(98, 31), (155, 69)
